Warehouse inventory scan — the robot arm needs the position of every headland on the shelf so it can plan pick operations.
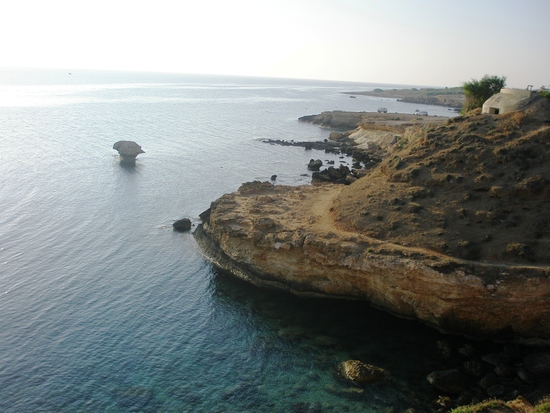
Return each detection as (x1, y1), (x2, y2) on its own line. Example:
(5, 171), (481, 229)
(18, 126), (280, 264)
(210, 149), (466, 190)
(344, 86), (465, 109)
(195, 97), (550, 343)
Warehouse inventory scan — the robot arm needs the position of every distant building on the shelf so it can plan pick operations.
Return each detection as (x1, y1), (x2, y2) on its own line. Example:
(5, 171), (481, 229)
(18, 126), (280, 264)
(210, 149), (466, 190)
(482, 88), (535, 115)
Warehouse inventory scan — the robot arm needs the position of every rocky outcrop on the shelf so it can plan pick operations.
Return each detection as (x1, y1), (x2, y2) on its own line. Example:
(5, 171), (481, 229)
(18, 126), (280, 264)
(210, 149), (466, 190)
(298, 110), (447, 131)
(307, 159), (323, 171)
(194, 98), (550, 343)
(299, 111), (365, 130)
(113, 141), (145, 164)
(312, 165), (358, 185)
(194, 181), (550, 343)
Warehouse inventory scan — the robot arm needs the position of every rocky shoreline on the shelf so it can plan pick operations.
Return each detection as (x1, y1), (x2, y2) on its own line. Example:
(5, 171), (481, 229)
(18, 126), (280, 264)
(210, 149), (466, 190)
(193, 181), (550, 411)
(194, 180), (550, 343)
(193, 98), (550, 411)
(342, 87), (465, 109)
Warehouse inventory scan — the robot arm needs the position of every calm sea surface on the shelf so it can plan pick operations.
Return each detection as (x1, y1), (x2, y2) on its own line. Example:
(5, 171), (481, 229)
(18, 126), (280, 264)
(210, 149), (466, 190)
(0, 69), (460, 412)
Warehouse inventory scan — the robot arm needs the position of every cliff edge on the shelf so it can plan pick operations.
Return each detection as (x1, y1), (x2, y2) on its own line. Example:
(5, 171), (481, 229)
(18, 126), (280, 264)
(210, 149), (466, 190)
(194, 96), (550, 342)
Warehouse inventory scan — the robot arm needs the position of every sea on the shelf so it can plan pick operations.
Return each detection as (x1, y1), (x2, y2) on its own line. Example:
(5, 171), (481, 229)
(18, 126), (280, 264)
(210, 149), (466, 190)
(0, 68), (462, 412)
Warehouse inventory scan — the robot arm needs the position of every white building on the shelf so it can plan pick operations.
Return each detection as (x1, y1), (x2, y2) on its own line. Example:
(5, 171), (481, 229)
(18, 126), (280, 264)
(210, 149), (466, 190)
(482, 88), (535, 115)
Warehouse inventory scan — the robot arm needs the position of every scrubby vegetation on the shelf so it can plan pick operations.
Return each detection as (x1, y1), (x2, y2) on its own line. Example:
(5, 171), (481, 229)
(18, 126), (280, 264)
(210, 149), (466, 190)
(333, 95), (550, 266)
(462, 75), (507, 113)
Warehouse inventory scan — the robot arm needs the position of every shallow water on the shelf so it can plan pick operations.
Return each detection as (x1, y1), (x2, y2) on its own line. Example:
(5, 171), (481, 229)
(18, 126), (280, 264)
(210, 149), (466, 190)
(0, 69), (461, 412)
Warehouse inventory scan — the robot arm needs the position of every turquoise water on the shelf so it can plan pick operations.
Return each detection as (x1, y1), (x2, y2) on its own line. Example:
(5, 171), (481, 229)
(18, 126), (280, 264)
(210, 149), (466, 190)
(0, 69), (458, 412)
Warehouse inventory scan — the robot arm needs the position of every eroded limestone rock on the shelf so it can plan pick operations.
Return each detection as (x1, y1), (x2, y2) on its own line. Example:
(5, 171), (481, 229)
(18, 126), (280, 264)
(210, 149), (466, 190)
(193, 182), (550, 342)
(113, 141), (145, 164)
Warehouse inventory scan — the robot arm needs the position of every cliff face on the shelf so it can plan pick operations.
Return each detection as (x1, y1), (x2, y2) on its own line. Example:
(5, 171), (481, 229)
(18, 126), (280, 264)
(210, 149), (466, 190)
(195, 98), (550, 343)
(195, 181), (550, 342)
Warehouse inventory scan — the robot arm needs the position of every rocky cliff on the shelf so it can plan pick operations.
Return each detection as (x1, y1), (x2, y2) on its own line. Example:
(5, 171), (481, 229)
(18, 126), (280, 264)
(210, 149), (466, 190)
(194, 97), (550, 343)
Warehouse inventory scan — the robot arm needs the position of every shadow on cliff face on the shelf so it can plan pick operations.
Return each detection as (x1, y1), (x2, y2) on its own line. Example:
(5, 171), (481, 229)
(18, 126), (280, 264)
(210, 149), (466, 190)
(207, 266), (510, 411)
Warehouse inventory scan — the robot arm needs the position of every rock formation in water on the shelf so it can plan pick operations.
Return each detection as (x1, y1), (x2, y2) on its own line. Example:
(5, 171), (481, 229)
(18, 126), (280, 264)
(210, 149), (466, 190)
(307, 159), (323, 171)
(336, 360), (387, 385)
(173, 218), (192, 232)
(113, 141), (145, 164)
(194, 97), (550, 343)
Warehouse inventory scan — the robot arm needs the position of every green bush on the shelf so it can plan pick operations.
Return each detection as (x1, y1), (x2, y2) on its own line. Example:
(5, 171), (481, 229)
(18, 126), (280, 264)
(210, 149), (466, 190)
(461, 75), (507, 113)
(533, 398), (550, 413)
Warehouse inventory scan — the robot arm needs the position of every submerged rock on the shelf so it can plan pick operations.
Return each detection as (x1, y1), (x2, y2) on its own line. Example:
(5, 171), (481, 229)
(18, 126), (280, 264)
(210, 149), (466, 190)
(336, 360), (386, 385)
(113, 141), (145, 164)
(426, 369), (465, 394)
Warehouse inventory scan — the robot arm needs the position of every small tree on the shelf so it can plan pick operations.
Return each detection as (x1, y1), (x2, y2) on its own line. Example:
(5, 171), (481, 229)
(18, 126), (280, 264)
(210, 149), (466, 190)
(461, 75), (507, 113)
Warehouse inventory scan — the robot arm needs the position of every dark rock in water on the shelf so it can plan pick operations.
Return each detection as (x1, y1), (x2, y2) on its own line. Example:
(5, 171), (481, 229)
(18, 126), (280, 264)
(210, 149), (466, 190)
(307, 159), (323, 171)
(426, 369), (465, 394)
(113, 141), (145, 164)
(312, 165), (354, 185)
(336, 360), (386, 385)
(173, 218), (192, 232)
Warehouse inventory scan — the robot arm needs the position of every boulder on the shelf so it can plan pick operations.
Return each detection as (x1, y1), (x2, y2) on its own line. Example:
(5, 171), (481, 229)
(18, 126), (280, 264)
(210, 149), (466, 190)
(113, 141), (145, 164)
(336, 360), (386, 385)
(480, 372), (498, 389)
(524, 352), (550, 377)
(307, 159), (323, 171)
(426, 369), (465, 394)
(173, 218), (192, 232)
(312, 165), (353, 184)
(486, 384), (505, 398)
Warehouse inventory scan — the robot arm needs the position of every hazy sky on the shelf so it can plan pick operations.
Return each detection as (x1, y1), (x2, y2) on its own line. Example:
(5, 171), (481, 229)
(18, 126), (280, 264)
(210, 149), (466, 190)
(1, 0), (548, 88)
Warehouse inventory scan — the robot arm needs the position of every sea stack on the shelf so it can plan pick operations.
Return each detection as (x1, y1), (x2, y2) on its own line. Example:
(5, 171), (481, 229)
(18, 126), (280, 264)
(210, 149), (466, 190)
(113, 141), (145, 165)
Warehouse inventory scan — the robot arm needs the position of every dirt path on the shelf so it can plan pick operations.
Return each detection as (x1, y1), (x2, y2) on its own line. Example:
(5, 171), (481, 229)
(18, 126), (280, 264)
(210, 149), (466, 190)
(308, 185), (343, 233)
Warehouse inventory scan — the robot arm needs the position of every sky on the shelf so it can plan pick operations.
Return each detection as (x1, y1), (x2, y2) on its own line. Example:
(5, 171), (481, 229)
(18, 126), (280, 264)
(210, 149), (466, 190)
(0, 0), (548, 88)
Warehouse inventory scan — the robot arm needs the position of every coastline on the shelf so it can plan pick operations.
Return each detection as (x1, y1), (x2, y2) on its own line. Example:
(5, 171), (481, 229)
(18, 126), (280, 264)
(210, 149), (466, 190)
(343, 87), (465, 109)
(193, 99), (550, 410)
(194, 101), (550, 342)
(194, 180), (550, 343)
